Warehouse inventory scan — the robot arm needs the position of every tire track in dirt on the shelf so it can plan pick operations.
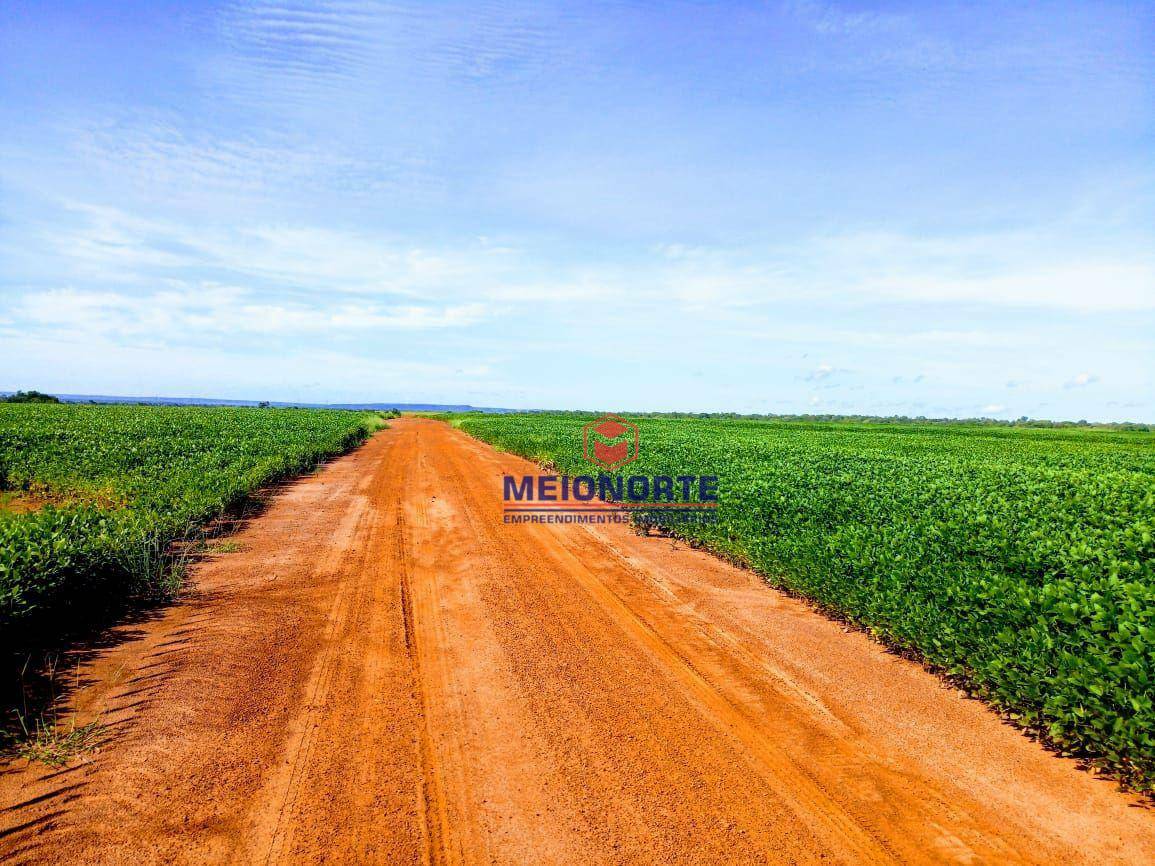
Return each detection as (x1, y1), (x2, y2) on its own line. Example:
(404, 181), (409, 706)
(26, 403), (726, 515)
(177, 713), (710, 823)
(2, 418), (1154, 865)
(429, 427), (895, 863)
(241, 427), (426, 865)
(398, 437), (605, 865)
(439, 436), (900, 859)
(397, 447), (466, 866)
(253, 500), (375, 863)
(396, 499), (442, 866)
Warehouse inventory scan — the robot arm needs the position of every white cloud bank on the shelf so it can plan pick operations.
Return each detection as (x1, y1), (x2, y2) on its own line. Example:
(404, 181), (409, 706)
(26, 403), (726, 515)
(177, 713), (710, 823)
(11, 286), (487, 341)
(16, 204), (1154, 320)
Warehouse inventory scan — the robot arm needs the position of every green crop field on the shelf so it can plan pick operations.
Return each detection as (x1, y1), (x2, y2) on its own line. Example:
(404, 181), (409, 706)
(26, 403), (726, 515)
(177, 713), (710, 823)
(452, 413), (1155, 790)
(0, 404), (380, 640)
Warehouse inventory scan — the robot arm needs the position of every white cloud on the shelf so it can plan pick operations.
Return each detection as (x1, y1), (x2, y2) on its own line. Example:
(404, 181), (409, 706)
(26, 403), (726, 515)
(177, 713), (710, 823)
(1064, 372), (1100, 389)
(0, 330), (507, 405)
(25, 203), (1155, 321)
(787, 1), (908, 38)
(11, 286), (487, 340)
(982, 404), (1007, 414)
(209, 0), (578, 113)
(802, 231), (1155, 312)
(72, 114), (415, 201)
(45, 204), (516, 301)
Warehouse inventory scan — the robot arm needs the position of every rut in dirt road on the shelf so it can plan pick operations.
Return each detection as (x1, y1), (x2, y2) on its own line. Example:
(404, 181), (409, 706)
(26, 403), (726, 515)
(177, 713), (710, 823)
(2, 418), (1154, 865)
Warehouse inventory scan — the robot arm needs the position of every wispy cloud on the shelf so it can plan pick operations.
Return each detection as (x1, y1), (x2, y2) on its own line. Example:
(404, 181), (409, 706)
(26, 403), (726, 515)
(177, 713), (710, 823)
(800, 231), (1155, 312)
(211, 0), (579, 111)
(1, 330), (503, 404)
(41, 204), (509, 300)
(11, 286), (487, 341)
(214, 0), (395, 102)
(1064, 372), (1100, 389)
(804, 363), (842, 381)
(786, 0), (908, 38)
(7, 195), (1154, 338)
(71, 111), (423, 202)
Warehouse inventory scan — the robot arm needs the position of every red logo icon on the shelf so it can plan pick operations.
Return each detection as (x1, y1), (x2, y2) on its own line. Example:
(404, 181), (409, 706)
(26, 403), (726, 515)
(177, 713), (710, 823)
(583, 414), (639, 470)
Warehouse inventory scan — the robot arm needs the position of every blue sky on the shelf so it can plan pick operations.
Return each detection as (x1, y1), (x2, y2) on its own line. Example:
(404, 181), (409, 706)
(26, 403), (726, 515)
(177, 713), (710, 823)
(1, 1), (1152, 419)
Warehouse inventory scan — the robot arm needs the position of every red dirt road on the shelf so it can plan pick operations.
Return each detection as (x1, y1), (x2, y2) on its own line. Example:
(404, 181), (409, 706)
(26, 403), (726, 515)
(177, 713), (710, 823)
(2, 418), (1153, 864)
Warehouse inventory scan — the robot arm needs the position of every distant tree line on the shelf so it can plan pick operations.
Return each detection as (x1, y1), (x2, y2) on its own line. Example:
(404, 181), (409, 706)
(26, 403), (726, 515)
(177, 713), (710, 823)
(646, 412), (1152, 431)
(2, 390), (61, 404)
(475, 408), (1151, 432)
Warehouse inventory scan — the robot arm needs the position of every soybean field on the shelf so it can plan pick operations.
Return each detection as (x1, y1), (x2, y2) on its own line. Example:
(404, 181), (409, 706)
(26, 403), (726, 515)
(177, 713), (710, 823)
(0, 404), (380, 640)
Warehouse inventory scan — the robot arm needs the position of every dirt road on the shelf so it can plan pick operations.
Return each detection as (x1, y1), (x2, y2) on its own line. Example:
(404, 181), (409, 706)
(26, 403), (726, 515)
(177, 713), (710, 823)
(2, 418), (1153, 864)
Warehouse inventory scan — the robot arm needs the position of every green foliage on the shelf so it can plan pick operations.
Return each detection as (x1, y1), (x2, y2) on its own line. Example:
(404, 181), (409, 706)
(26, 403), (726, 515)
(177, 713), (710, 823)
(0, 404), (376, 637)
(456, 413), (1155, 790)
(3, 391), (61, 404)
(15, 716), (103, 767)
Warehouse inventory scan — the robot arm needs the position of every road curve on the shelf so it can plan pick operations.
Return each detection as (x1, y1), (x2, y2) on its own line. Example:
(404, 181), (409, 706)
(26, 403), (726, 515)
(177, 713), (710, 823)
(2, 417), (1153, 864)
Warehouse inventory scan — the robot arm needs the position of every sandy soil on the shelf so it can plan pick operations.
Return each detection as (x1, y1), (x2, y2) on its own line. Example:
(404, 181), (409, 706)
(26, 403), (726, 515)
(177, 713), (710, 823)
(2, 417), (1152, 864)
